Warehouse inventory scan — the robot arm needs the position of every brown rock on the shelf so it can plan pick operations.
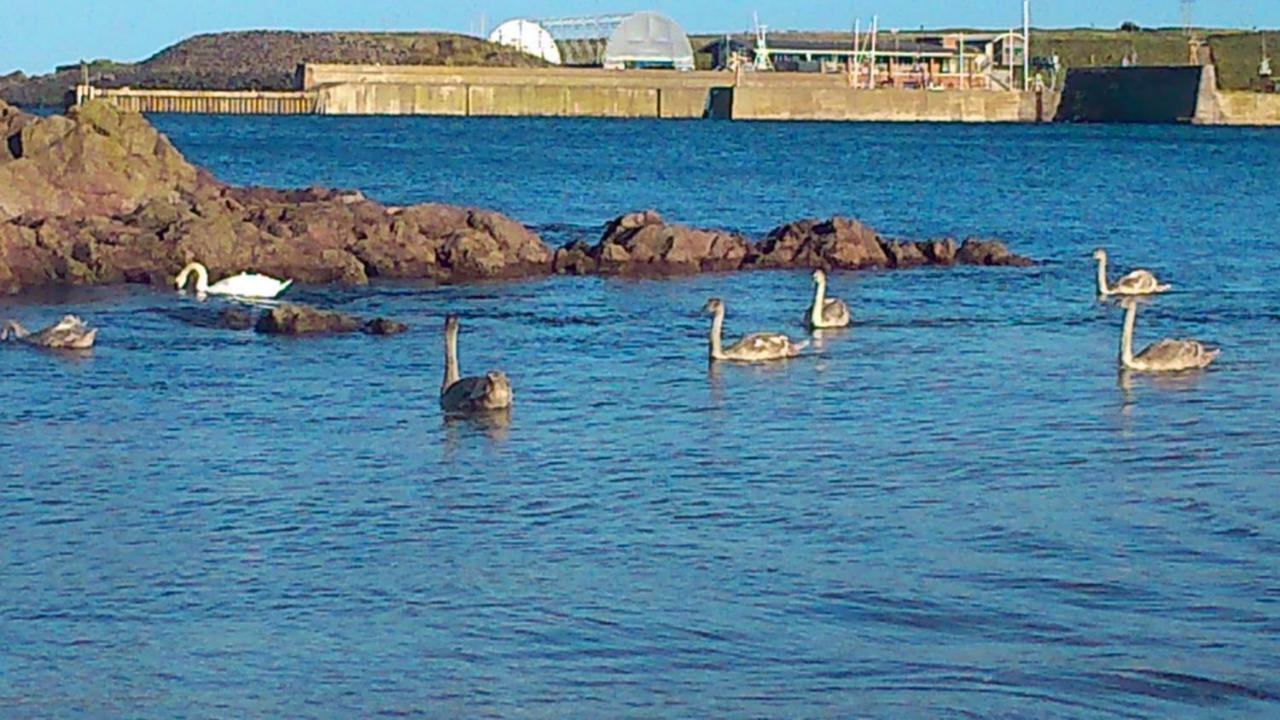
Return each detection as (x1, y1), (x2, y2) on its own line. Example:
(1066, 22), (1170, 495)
(587, 211), (751, 275)
(219, 307), (256, 331)
(955, 238), (1035, 267)
(552, 241), (597, 275)
(0, 102), (552, 294)
(255, 304), (363, 335)
(920, 238), (958, 265)
(363, 318), (408, 335)
(881, 240), (928, 268)
(750, 217), (889, 270)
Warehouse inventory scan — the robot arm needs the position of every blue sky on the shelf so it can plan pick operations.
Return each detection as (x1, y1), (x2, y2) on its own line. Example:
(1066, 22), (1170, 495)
(4, 1), (1278, 74)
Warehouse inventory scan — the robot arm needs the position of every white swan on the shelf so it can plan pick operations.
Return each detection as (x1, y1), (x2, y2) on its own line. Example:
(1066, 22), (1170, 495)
(440, 315), (513, 413)
(807, 269), (851, 329)
(704, 298), (807, 363)
(1093, 248), (1170, 297)
(1, 315), (97, 349)
(1118, 297), (1218, 372)
(175, 262), (293, 299)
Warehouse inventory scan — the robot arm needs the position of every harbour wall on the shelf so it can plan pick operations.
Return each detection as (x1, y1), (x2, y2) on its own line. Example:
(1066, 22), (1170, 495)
(74, 64), (1275, 125)
(75, 86), (315, 114)
(1216, 91), (1280, 126)
(304, 64), (1053, 122)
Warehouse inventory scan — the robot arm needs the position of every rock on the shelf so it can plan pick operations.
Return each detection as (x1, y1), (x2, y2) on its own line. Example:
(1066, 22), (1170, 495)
(920, 238), (958, 265)
(750, 217), (889, 270)
(551, 241), (597, 275)
(363, 317), (408, 335)
(218, 307), (256, 331)
(0, 101), (197, 222)
(955, 238), (1035, 267)
(881, 240), (928, 269)
(254, 304), (362, 335)
(0, 101), (553, 294)
(581, 211), (752, 275)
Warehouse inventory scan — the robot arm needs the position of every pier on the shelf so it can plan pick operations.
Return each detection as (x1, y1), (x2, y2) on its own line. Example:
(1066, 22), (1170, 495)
(74, 85), (315, 115)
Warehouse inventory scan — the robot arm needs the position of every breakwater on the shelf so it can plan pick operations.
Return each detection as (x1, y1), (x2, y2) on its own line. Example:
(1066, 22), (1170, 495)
(75, 85), (315, 115)
(74, 63), (1280, 125)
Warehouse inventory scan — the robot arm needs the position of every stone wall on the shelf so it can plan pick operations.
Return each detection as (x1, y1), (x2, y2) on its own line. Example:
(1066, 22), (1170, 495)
(1216, 91), (1280, 126)
(728, 86), (1048, 122)
(305, 64), (1047, 122)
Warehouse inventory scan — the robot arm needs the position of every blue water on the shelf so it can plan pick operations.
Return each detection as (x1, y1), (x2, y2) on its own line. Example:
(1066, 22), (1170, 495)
(2, 116), (1279, 718)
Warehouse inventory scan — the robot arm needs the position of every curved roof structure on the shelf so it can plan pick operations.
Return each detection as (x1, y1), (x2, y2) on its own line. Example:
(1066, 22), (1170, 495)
(603, 12), (694, 70)
(488, 19), (562, 65)
(487, 12), (694, 70)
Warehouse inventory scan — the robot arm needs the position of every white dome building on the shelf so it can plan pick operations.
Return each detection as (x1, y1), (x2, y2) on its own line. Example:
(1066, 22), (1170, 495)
(488, 19), (563, 65)
(487, 12), (694, 70)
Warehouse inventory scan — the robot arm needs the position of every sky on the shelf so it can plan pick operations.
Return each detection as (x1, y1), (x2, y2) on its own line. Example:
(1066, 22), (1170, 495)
(3, 0), (1278, 74)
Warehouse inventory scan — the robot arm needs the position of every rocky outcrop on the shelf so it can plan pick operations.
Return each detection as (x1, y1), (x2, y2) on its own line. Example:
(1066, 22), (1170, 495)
(749, 217), (889, 269)
(0, 101), (1034, 295)
(954, 238), (1035, 267)
(553, 210), (751, 275)
(0, 99), (550, 295)
(555, 212), (1033, 277)
(254, 304), (407, 336)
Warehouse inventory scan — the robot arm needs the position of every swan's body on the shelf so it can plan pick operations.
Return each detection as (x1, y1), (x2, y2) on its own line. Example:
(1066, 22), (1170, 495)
(1118, 298), (1218, 372)
(1093, 248), (1170, 296)
(807, 269), (851, 329)
(175, 262), (293, 299)
(440, 315), (513, 414)
(1, 315), (97, 349)
(704, 298), (807, 363)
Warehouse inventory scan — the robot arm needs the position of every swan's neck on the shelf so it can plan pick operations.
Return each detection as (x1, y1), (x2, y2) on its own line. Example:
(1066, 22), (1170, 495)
(1095, 255), (1110, 295)
(810, 276), (827, 325)
(178, 263), (210, 293)
(1119, 302), (1137, 368)
(443, 326), (461, 392)
(709, 308), (725, 360)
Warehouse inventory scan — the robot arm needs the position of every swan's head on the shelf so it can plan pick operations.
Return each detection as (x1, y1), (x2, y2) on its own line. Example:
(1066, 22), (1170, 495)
(1091, 248), (1106, 261)
(702, 298), (723, 314)
(481, 371), (513, 409)
(811, 268), (826, 283)
(444, 314), (460, 333)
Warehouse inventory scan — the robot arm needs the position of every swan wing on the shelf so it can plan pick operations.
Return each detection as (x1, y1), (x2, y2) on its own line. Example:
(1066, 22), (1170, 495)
(28, 315), (95, 349)
(207, 273), (292, 298)
(822, 298), (852, 325)
(441, 373), (512, 413)
(1136, 339), (1218, 370)
(723, 332), (806, 361)
(1113, 269), (1167, 294)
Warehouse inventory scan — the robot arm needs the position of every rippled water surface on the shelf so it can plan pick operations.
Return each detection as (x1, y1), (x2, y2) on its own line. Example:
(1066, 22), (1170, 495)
(3, 116), (1280, 718)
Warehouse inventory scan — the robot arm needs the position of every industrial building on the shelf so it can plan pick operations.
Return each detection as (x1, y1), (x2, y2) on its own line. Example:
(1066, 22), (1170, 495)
(706, 32), (1028, 90)
(487, 12), (694, 70)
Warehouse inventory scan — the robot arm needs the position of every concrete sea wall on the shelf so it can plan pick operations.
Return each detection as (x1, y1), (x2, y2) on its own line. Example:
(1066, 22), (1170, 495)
(302, 64), (1052, 123)
(1216, 91), (1280, 126)
(726, 86), (1053, 123)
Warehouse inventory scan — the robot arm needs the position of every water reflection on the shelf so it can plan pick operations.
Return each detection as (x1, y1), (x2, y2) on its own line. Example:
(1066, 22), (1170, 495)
(442, 409), (512, 448)
(809, 327), (850, 352)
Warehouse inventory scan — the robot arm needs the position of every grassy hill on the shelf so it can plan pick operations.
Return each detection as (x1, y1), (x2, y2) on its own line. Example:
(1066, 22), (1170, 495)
(0, 30), (548, 106)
